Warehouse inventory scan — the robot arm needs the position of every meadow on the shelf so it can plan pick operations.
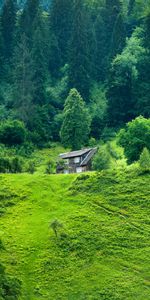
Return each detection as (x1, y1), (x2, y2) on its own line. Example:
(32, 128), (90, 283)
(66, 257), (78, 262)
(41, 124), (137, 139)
(0, 165), (150, 299)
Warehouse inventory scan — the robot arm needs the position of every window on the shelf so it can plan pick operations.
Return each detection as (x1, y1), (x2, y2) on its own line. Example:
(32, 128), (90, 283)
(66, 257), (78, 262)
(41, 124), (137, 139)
(76, 167), (83, 173)
(74, 157), (80, 163)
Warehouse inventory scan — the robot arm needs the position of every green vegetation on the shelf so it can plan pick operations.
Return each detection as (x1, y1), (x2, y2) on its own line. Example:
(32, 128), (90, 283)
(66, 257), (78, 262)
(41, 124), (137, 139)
(60, 89), (90, 150)
(0, 0), (150, 298)
(118, 116), (150, 163)
(139, 147), (150, 173)
(0, 168), (150, 299)
(0, 0), (150, 147)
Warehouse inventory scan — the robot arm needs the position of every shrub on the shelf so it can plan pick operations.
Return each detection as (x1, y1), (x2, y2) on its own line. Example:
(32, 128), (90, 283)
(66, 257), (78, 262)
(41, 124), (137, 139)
(10, 157), (23, 173)
(139, 147), (150, 173)
(118, 116), (150, 164)
(27, 161), (36, 174)
(92, 147), (111, 171)
(0, 263), (21, 299)
(0, 120), (27, 146)
(0, 157), (11, 173)
(45, 160), (55, 174)
(0, 156), (23, 173)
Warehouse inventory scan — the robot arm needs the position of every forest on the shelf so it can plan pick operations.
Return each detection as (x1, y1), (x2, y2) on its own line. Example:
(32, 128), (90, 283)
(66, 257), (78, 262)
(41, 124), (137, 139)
(0, 0), (149, 151)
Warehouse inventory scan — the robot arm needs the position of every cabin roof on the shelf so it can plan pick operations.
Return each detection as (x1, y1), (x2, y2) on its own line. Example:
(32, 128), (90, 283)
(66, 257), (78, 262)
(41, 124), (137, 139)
(59, 148), (93, 159)
(80, 148), (97, 166)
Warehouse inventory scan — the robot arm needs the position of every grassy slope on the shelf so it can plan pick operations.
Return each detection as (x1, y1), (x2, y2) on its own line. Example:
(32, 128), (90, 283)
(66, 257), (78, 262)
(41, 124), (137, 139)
(0, 168), (150, 299)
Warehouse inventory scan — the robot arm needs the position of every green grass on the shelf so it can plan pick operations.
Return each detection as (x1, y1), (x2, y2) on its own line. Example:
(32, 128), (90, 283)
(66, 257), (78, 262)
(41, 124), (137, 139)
(0, 168), (150, 299)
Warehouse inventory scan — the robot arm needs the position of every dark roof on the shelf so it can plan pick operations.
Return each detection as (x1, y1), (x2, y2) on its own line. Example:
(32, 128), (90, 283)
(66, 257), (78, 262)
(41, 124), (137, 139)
(59, 148), (92, 159)
(80, 148), (97, 166)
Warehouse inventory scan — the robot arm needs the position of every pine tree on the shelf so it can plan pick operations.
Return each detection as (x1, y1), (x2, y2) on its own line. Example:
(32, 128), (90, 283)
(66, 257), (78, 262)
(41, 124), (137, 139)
(1, 0), (16, 61)
(13, 34), (35, 124)
(49, 0), (73, 66)
(19, 0), (39, 44)
(102, 0), (124, 73)
(110, 13), (126, 59)
(0, 23), (4, 79)
(31, 9), (47, 105)
(60, 88), (90, 150)
(127, 0), (135, 16)
(68, 0), (91, 101)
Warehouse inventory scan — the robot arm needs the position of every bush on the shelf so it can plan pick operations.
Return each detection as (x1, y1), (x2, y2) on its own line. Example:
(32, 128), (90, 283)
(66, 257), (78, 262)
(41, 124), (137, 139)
(10, 157), (23, 173)
(118, 116), (150, 164)
(0, 120), (27, 146)
(45, 160), (55, 174)
(139, 147), (150, 173)
(92, 147), (111, 171)
(0, 263), (21, 299)
(0, 156), (23, 173)
(27, 161), (36, 174)
(0, 157), (11, 173)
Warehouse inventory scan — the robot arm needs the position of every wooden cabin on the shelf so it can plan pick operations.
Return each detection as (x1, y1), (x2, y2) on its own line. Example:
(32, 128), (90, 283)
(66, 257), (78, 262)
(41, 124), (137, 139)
(57, 148), (97, 174)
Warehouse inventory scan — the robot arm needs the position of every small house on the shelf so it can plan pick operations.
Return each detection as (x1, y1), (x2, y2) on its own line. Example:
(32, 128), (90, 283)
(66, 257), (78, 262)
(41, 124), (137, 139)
(57, 148), (97, 174)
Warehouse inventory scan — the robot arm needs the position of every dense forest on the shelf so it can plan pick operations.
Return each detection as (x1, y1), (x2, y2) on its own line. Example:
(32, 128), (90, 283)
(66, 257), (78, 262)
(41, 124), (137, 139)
(0, 0), (149, 150)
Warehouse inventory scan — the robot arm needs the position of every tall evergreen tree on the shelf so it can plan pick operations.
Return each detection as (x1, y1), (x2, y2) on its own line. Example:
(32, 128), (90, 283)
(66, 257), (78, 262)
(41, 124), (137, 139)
(13, 34), (34, 124)
(110, 13), (126, 59)
(68, 0), (90, 101)
(19, 0), (39, 44)
(49, 0), (73, 66)
(31, 9), (48, 105)
(127, 0), (135, 16)
(0, 23), (4, 79)
(1, 0), (16, 61)
(102, 0), (124, 74)
(60, 88), (90, 150)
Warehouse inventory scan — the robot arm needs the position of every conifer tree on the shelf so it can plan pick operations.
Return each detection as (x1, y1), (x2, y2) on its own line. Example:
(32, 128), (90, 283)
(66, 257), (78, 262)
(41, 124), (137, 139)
(127, 0), (135, 16)
(31, 9), (47, 105)
(110, 13), (126, 59)
(60, 88), (90, 150)
(19, 0), (39, 44)
(68, 0), (91, 101)
(1, 0), (16, 61)
(102, 0), (124, 73)
(0, 24), (4, 79)
(49, 0), (73, 66)
(13, 34), (34, 124)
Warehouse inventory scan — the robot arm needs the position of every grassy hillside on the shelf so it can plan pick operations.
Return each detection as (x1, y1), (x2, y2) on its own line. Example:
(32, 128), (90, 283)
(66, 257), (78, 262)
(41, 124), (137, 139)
(0, 167), (150, 299)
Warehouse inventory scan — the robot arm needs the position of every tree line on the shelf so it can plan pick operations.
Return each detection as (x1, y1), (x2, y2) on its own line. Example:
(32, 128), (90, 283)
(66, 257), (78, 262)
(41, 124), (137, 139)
(0, 0), (149, 149)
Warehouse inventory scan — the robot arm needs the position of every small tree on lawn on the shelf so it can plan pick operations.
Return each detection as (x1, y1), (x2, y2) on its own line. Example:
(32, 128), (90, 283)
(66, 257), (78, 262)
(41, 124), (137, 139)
(139, 147), (150, 172)
(50, 219), (63, 237)
(60, 88), (91, 150)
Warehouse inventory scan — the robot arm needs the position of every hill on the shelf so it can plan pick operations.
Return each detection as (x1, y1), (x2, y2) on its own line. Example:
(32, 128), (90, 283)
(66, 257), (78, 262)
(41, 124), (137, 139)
(0, 167), (150, 299)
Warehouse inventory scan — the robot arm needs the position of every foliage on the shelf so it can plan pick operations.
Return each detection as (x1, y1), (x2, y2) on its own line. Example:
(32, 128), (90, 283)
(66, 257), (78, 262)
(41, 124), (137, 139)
(0, 156), (23, 173)
(50, 219), (63, 237)
(0, 262), (21, 300)
(45, 159), (55, 174)
(60, 88), (91, 150)
(92, 146), (111, 171)
(139, 147), (150, 173)
(0, 120), (27, 146)
(90, 84), (107, 139)
(27, 160), (36, 174)
(118, 116), (150, 164)
(107, 28), (145, 126)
